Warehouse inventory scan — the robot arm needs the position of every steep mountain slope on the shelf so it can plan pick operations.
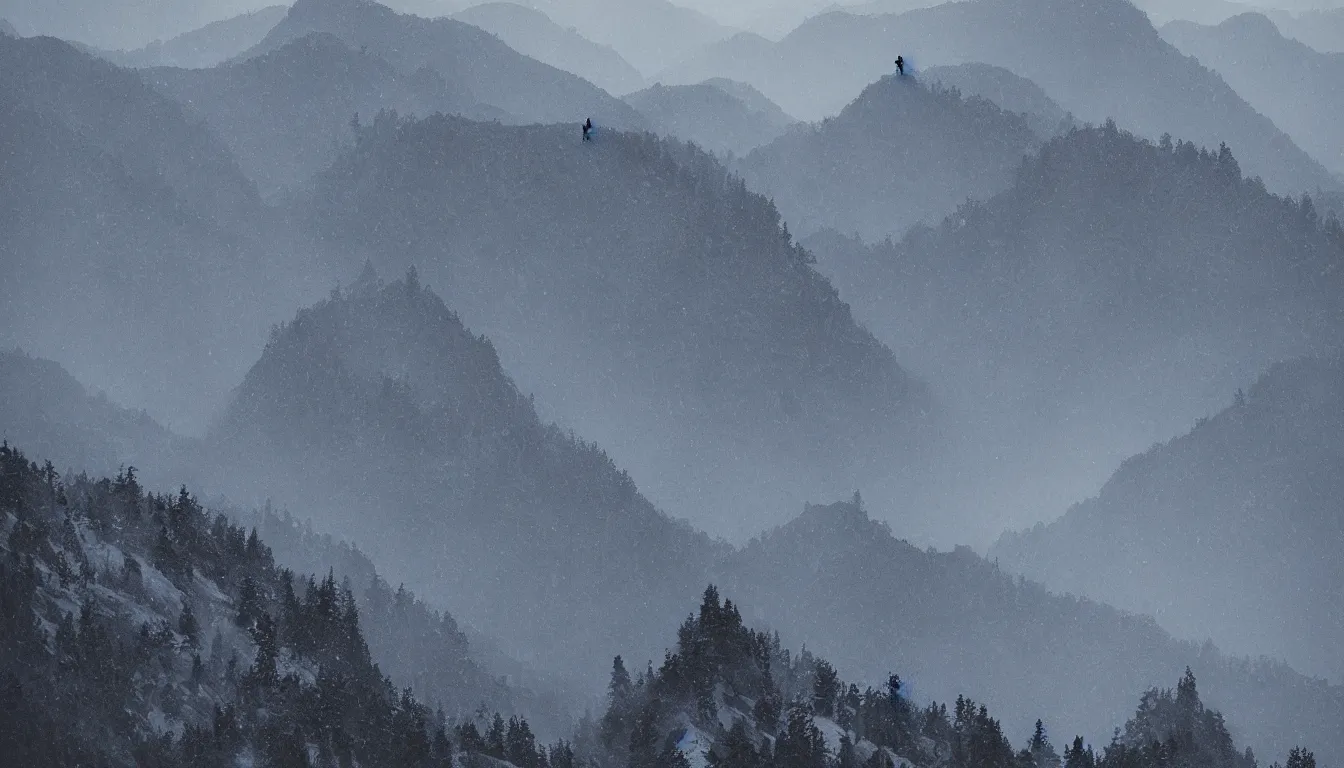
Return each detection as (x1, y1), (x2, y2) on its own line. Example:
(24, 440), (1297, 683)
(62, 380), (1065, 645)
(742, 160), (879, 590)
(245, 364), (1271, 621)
(1267, 8), (1344, 52)
(703, 77), (796, 123)
(303, 117), (930, 542)
(805, 123), (1344, 544)
(144, 33), (485, 195)
(1162, 14), (1344, 175)
(660, 0), (1338, 196)
(0, 18), (17, 37)
(991, 356), (1344, 684)
(921, 63), (1075, 139)
(208, 271), (726, 681)
(511, 0), (735, 75)
(1132, 0), (1256, 25)
(453, 2), (644, 95)
(654, 31), (780, 93)
(623, 82), (794, 157)
(720, 500), (1344, 768)
(245, 506), (577, 738)
(107, 6), (288, 68)
(0, 33), (323, 433)
(0, 351), (180, 485)
(0, 0), (271, 49)
(0, 442), (554, 766)
(739, 75), (1039, 241)
(245, 0), (643, 128)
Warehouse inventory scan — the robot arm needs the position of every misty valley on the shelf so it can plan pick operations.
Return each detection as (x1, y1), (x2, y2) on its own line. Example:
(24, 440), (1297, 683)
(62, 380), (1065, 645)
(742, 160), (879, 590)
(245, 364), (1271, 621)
(1, 0), (1343, 767)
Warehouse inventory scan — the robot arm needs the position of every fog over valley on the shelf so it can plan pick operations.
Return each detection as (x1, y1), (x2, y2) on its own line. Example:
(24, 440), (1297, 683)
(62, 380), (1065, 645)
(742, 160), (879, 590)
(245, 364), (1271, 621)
(2, 1), (1343, 767)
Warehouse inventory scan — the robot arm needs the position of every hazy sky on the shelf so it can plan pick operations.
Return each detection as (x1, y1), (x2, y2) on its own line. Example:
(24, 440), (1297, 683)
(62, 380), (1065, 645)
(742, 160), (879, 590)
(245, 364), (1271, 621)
(5, 0), (1344, 50)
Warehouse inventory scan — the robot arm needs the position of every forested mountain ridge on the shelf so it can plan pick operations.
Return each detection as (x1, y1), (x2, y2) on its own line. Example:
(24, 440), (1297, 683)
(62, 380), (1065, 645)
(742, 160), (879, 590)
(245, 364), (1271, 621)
(991, 356), (1344, 683)
(0, 32), (325, 433)
(807, 121), (1344, 545)
(209, 269), (727, 682)
(739, 74), (1040, 241)
(242, 0), (644, 129)
(452, 2), (644, 96)
(302, 114), (932, 543)
(0, 351), (181, 487)
(920, 63), (1075, 140)
(104, 6), (288, 69)
(660, 0), (1338, 197)
(590, 583), (1319, 768)
(0, 442), (568, 767)
(245, 505), (578, 740)
(1161, 13), (1344, 176)
(717, 499), (1344, 768)
(143, 33), (488, 196)
(0, 33), (256, 226)
(623, 82), (795, 158)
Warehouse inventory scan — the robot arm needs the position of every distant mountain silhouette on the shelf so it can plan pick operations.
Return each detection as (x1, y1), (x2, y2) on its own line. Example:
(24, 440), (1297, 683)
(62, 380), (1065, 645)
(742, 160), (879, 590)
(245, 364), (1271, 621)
(739, 75), (1039, 241)
(805, 123), (1344, 545)
(0, 18), (17, 37)
(513, 0), (735, 75)
(992, 356), (1344, 684)
(210, 271), (724, 681)
(0, 0), (277, 49)
(654, 31), (779, 93)
(201, 271), (1344, 768)
(660, 0), (1339, 196)
(453, 2), (644, 95)
(721, 498), (1344, 768)
(0, 33), (323, 431)
(106, 5), (287, 68)
(1163, 13), (1344, 175)
(623, 81), (794, 157)
(245, 0), (644, 128)
(702, 77), (797, 122)
(1130, 0), (1255, 25)
(302, 114), (931, 542)
(0, 350), (180, 483)
(1267, 7), (1344, 53)
(921, 62), (1075, 139)
(144, 33), (490, 195)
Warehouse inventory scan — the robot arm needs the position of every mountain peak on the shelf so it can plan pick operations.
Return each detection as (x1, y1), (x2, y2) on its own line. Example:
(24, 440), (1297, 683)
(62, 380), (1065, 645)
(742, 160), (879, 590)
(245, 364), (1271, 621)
(1218, 11), (1284, 38)
(287, 0), (392, 23)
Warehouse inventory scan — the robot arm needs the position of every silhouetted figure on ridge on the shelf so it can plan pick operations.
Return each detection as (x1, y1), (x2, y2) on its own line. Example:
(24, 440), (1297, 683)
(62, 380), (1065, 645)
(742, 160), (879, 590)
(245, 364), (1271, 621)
(583, 117), (593, 141)
(895, 56), (905, 75)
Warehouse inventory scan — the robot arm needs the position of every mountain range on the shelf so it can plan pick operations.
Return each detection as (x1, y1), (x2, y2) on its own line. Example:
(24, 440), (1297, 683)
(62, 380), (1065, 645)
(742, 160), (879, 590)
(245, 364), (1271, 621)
(302, 114), (931, 542)
(623, 81), (796, 157)
(992, 356), (1344, 684)
(0, 32), (325, 432)
(1162, 13), (1344, 177)
(805, 122), (1344, 544)
(660, 0), (1339, 197)
(244, 0), (643, 129)
(453, 2), (644, 95)
(104, 5), (288, 68)
(738, 75), (1040, 241)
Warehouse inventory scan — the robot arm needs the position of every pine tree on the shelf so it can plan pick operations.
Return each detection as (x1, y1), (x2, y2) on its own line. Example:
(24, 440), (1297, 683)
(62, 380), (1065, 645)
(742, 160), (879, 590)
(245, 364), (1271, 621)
(838, 733), (858, 768)
(1285, 748), (1316, 768)
(710, 719), (763, 768)
(178, 604), (199, 647)
(247, 612), (279, 687)
(1063, 737), (1095, 768)
(487, 713), (507, 759)
(812, 660), (840, 718)
(1030, 719), (1061, 768)
(775, 705), (828, 768)
(602, 655), (636, 753)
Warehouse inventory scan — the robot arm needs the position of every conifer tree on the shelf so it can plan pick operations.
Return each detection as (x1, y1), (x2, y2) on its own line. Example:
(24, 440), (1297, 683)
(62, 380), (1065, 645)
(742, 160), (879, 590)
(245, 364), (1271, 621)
(178, 604), (199, 647)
